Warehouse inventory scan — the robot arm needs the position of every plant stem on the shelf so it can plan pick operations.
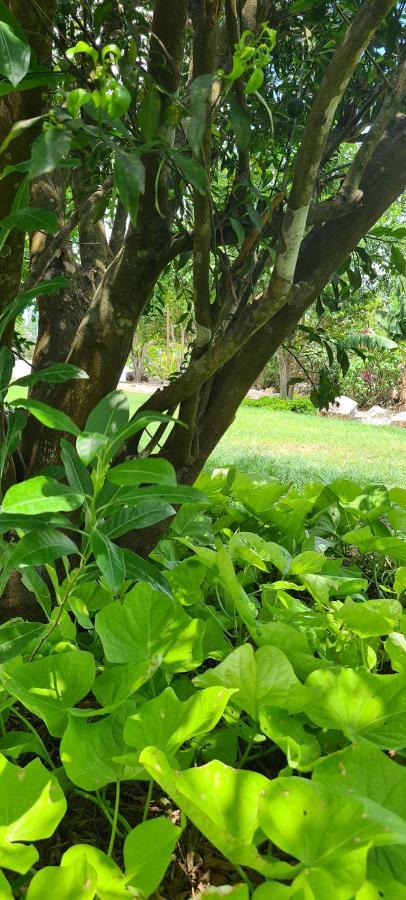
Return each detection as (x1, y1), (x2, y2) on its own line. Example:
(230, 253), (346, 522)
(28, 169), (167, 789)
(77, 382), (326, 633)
(11, 706), (55, 770)
(237, 733), (255, 769)
(234, 865), (252, 888)
(142, 779), (154, 822)
(107, 781), (121, 857)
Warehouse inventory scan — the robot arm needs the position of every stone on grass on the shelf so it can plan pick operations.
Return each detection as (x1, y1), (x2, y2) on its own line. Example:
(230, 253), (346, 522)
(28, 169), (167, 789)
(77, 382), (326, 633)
(327, 396), (358, 419)
(391, 411), (406, 428)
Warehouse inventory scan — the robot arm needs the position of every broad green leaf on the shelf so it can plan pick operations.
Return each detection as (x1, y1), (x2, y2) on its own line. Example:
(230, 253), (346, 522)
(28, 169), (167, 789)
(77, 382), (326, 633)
(0, 512), (70, 533)
(258, 777), (387, 899)
(394, 566), (406, 597)
(104, 410), (176, 461)
(85, 390), (129, 437)
(288, 551), (326, 576)
(300, 572), (367, 604)
(0, 870), (12, 899)
(26, 854), (97, 899)
(13, 362), (88, 388)
(1, 650), (96, 736)
(337, 598), (402, 638)
(0, 345), (12, 397)
(194, 644), (311, 720)
(355, 863), (406, 898)
(0, 730), (45, 760)
(105, 483), (205, 508)
(1, 207), (58, 233)
(140, 748), (295, 879)
(123, 817), (181, 896)
(260, 707), (320, 770)
(2, 476), (83, 514)
(0, 755), (66, 873)
(0, 530), (77, 595)
(122, 549), (172, 597)
(172, 151), (208, 195)
(343, 526), (406, 564)
(90, 530), (126, 593)
(29, 127), (72, 179)
(252, 621), (320, 679)
(11, 397), (80, 435)
(305, 666), (406, 748)
(103, 501), (175, 539)
(124, 686), (235, 759)
(114, 149), (145, 226)
(246, 67), (264, 94)
(229, 96), (251, 152)
(95, 584), (205, 672)
(384, 632), (406, 673)
(199, 888), (249, 899)
(391, 244), (406, 276)
(61, 706), (136, 790)
(313, 742), (406, 883)
(76, 432), (109, 465)
(106, 457), (177, 486)
(138, 85), (161, 141)
(60, 439), (93, 497)
(0, 21), (30, 86)
(60, 845), (125, 899)
(93, 657), (162, 706)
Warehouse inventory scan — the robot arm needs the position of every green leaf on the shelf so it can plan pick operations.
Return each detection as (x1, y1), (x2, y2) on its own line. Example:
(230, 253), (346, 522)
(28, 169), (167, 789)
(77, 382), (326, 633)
(313, 742), (406, 883)
(194, 644), (311, 720)
(384, 632), (406, 674)
(0, 512), (70, 533)
(337, 598), (402, 638)
(2, 476), (83, 514)
(0, 345), (12, 398)
(0, 755), (66, 873)
(0, 21), (30, 87)
(140, 748), (294, 879)
(95, 584), (205, 673)
(0, 730), (45, 760)
(188, 74), (214, 156)
(123, 817), (181, 896)
(1, 207), (58, 233)
(391, 244), (406, 276)
(85, 390), (129, 437)
(106, 457), (176, 486)
(93, 657), (161, 706)
(60, 439), (93, 497)
(76, 432), (109, 465)
(1, 650), (96, 736)
(103, 501), (175, 539)
(258, 777), (385, 899)
(59, 845), (124, 900)
(26, 855), (97, 900)
(124, 685), (235, 760)
(0, 530), (77, 597)
(122, 548), (173, 597)
(90, 530), (126, 593)
(172, 151), (208, 195)
(246, 67), (264, 94)
(138, 85), (161, 142)
(229, 96), (251, 152)
(13, 362), (88, 388)
(11, 397), (80, 436)
(305, 666), (406, 748)
(60, 706), (135, 790)
(114, 149), (145, 226)
(394, 567), (406, 597)
(343, 526), (406, 564)
(260, 706), (320, 770)
(29, 127), (72, 179)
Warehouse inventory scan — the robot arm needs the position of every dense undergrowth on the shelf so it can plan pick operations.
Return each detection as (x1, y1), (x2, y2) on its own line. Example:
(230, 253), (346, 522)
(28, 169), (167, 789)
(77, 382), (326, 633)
(0, 389), (406, 898)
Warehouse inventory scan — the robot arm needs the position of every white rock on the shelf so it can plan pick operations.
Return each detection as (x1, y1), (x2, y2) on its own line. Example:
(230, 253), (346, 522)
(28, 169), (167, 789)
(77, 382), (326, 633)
(363, 405), (388, 419)
(246, 389), (264, 399)
(391, 411), (406, 428)
(327, 395), (358, 418)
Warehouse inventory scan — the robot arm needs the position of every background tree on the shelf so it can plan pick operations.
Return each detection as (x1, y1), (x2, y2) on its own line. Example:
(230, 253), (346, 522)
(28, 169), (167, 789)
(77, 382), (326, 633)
(0, 0), (405, 563)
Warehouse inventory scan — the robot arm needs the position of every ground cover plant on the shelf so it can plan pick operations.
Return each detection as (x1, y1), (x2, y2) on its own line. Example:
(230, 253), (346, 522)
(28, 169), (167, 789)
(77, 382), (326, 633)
(1, 386), (406, 898)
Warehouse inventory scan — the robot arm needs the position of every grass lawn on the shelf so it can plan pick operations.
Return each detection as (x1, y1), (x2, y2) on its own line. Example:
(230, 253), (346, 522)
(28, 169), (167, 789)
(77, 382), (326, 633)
(126, 391), (405, 488)
(7, 386), (406, 488)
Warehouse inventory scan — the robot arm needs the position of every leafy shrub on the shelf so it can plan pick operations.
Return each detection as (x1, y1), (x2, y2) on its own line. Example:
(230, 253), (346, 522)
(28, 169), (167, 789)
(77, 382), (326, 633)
(243, 394), (316, 414)
(1, 385), (406, 898)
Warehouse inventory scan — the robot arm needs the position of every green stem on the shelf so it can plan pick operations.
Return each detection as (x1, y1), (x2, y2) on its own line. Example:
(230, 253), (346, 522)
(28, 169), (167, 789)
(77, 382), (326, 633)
(11, 706), (55, 770)
(237, 733), (255, 769)
(142, 779), (154, 822)
(108, 781), (121, 857)
(234, 865), (252, 888)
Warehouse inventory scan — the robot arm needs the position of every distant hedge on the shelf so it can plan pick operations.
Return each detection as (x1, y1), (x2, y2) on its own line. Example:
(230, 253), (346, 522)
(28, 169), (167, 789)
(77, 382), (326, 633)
(242, 395), (316, 414)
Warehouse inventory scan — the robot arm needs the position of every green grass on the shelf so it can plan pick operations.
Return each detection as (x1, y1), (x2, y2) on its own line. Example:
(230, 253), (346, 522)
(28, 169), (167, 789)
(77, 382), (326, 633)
(7, 386), (405, 489)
